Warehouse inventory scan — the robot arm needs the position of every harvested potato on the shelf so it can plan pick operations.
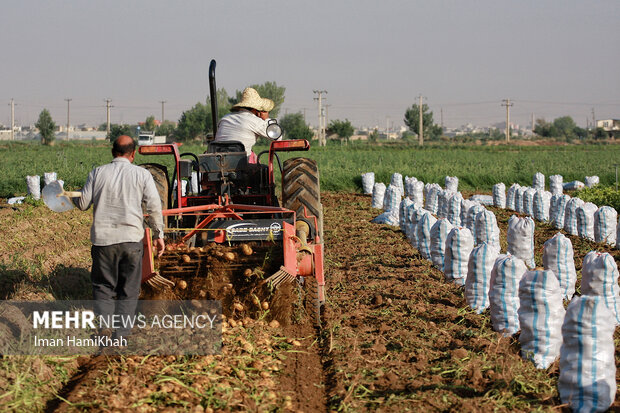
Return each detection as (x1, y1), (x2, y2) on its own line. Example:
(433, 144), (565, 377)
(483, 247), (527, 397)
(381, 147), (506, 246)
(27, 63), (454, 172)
(177, 280), (188, 290)
(268, 320), (280, 329)
(261, 301), (269, 310)
(233, 303), (244, 312)
(223, 252), (235, 261)
(244, 268), (252, 277)
(240, 244), (253, 256)
(181, 254), (191, 263)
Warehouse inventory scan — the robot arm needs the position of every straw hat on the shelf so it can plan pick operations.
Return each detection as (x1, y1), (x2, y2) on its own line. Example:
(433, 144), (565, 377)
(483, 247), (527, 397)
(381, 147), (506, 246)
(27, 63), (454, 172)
(232, 87), (274, 112)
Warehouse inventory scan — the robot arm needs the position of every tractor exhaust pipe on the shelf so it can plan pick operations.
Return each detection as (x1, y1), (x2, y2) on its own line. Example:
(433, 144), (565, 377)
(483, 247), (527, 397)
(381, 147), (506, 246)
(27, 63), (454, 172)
(209, 59), (219, 135)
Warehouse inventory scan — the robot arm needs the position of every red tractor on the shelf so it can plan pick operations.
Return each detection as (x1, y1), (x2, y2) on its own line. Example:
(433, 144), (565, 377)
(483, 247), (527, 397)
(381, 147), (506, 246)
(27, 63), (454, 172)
(138, 61), (325, 326)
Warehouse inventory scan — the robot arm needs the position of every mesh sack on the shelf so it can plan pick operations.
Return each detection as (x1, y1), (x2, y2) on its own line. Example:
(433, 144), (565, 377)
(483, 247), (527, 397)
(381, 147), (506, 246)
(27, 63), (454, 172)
(593, 206), (617, 247)
(444, 227), (474, 286)
(465, 242), (499, 313)
(559, 296), (617, 413)
(576, 202), (598, 241)
(445, 176), (459, 192)
(424, 186), (440, 215)
(466, 204), (486, 234)
(474, 209), (501, 251)
(518, 269), (565, 369)
(585, 176), (599, 188)
(430, 218), (454, 269)
(26, 175), (41, 200)
(506, 183), (521, 210)
(371, 182), (386, 208)
(549, 174), (563, 196)
(522, 187), (536, 217)
(564, 197), (585, 236)
(542, 233), (577, 300)
(361, 172), (375, 194)
(532, 172), (545, 191)
(493, 183), (506, 209)
(410, 180), (424, 205)
(507, 215), (535, 269)
(533, 190), (551, 222)
(489, 254), (527, 336)
(399, 197), (414, 232)
(404, 176), (417, 198)
(43, 172), (58, 186)
(446, 192), (463, 226)
(581, 251), (620, 324)
(551, 194), (570, 229)
(390, 173), (404, 195)
(416, 212), (437, 260)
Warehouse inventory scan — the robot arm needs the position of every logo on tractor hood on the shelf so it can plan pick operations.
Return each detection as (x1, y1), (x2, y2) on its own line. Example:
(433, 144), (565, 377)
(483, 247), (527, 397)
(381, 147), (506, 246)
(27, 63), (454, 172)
(225, 221), (282, 235)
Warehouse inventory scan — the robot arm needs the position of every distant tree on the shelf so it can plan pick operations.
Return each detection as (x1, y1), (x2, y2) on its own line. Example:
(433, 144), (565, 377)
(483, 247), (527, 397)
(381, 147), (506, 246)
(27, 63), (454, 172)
(108, 124), (134, 141)
(230, 82), (286, 118)
(156, 120), (176, 137)
(35, 109), (56, 145)
(176, 88), (231, 141)
(279, 112), (314, 140)
(553, 116), (577, 138)
(327, 119), (355, 144)
(369, 128), (379, 143)
(404, 104), (442, 141)
(143, 115), (156, 132)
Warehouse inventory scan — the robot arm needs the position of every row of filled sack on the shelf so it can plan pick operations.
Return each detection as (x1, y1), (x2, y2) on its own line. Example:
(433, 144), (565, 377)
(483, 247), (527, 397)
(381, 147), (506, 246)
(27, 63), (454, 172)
(495, 182), (618, 248)
(364, 171), (618, 250)
(364, 172), (618, 412)
(8, 173), (63, 204)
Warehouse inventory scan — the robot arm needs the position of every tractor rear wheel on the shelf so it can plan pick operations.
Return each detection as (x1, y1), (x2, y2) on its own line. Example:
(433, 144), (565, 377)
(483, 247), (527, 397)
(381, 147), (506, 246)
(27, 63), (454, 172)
(140, 163), (169, 227)
(281, 158), (323, 240)
(282, 158), (324, 328)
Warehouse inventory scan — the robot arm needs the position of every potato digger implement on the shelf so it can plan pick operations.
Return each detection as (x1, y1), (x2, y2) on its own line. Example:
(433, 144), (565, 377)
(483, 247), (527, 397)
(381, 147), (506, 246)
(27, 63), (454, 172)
(139, 61), (325, 326)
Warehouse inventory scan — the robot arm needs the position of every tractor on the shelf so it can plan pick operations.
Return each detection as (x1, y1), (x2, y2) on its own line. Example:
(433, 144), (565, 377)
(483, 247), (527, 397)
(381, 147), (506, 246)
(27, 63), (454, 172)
(138, 60), (325, 326)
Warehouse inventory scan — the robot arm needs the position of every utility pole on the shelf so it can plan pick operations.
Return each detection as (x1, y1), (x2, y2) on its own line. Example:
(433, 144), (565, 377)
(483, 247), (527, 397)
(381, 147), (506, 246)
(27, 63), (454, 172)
(160, 100), (166, 122)
(418, 94), (424, 146)
(531, 113), (535, 134)
(105, 99), (112, 136)
(9, 98), (15, 141)
(591, 108), (596, 130)
(65, 98), (72, 140)
(501, 99), (513, 142)
(313, 90), (327, 146)
(440, 107), (444, 131)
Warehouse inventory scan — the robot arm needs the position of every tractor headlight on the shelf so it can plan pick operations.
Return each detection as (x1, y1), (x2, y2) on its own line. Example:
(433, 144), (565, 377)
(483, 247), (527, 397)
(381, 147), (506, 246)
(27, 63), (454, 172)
(266, 119), (282, 139)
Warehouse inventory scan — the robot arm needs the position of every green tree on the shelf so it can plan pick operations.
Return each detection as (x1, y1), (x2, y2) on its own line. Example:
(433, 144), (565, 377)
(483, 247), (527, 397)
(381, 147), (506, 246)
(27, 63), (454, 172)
(327, 119), (355, 144)
(36, 109), (56, 145)
(404, 104), (442, 141)
(368, 128), (379, 143)
(156, 120), (176, 137)
(143, 115), (156, 132)
(279, 112), (314, 140)
(107, 124), (134, 141)
(230, 82), (286, 118)
(176, 88), (231, 141)
(553, 116), (577, 138)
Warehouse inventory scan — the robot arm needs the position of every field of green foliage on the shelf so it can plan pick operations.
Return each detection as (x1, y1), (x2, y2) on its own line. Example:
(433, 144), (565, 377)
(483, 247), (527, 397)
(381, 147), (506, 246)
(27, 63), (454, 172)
(1, 140), (619, 204)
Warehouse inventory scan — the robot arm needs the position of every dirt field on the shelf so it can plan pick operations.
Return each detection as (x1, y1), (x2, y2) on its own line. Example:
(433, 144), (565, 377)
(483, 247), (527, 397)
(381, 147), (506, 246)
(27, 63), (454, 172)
(0, 192), (618, 412)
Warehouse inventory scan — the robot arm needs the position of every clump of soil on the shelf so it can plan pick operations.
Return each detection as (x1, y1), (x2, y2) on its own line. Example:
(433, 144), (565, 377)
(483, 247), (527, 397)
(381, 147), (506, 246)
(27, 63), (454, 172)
(141, 241), (295, 323)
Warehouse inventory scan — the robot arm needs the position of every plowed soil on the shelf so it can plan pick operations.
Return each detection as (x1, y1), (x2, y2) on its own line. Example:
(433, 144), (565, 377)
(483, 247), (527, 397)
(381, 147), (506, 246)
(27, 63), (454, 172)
(0, 192), (618, 412)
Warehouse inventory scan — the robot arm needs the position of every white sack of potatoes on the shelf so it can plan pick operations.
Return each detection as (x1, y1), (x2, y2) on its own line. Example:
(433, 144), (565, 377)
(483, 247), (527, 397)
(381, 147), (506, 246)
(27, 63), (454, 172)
(507, 215), (536, 269)
(542, 233), (577, 300)
(475, 209), (501, 251)
(506, 183), (520, 210)
(371, 182), (386, 209)
(445, 176), (459, 192)
(549, 174), (563, 196)
(493, 182), (506, 209)
(416, 212), (437, 261)
(465, 242), (499, 313)
(390, 173), (404, 195)
(576, 202), (598, 241)
(26, 175), (41, 200)
(444, 226), (474, 286)
(532, 172), (545, 190)
(518, 269), (565, 369)
(446, 192), (463, 227)
(361, 172), (375, 194)
(430, 218), (454, 270)
(533, 190), (552, 222)
(559, 295), (617, 413)
(489, 254), (527, 336)
(581, 251), (620, 325)
(564, 197), (585, 236)
(594, 206), (617, 247)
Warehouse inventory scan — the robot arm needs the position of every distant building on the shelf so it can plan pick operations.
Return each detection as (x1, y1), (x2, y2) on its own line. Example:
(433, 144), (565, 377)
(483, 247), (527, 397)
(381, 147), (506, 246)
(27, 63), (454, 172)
(597, 119), (620, 132)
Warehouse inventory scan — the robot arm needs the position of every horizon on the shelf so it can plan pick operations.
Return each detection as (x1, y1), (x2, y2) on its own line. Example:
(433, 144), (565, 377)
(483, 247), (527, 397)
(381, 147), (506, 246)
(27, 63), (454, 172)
(2, 1), (618, 131)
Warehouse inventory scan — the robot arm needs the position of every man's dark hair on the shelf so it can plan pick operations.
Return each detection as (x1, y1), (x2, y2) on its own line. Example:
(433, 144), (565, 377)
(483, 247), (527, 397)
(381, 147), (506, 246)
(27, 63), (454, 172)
(112, 136), (136, 157)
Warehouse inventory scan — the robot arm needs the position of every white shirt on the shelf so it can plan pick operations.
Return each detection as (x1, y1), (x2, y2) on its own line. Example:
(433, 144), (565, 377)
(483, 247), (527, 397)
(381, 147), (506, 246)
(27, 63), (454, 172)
(76, 157), (164, 246)
(214, 110), (275, 155)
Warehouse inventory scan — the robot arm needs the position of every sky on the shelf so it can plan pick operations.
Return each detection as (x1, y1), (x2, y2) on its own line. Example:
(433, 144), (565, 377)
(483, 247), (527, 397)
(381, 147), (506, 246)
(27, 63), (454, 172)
(2, 0), (619, 131)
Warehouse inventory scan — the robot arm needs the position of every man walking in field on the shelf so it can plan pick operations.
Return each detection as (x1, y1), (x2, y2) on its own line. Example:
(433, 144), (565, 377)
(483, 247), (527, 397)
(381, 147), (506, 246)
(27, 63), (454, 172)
(75, 135), (165, 340)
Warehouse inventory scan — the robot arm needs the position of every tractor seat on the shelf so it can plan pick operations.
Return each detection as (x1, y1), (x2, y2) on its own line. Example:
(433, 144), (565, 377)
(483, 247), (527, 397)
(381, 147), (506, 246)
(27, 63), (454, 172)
(207, 140), (246, 154)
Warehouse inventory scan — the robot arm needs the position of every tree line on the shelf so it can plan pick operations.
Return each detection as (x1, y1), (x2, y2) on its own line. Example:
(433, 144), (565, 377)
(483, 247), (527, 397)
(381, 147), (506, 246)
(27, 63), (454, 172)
(34, 87), (612, 146)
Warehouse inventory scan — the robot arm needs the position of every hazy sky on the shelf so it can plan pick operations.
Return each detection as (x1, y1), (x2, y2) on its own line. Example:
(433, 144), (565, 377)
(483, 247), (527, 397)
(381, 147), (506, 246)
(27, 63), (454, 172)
(2, 0), (619, 131)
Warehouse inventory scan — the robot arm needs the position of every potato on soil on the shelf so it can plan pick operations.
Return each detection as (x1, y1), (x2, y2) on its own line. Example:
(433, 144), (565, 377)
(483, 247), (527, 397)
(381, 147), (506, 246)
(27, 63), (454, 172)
(177, 280), (188, 290)
(244, 268), (253, 277)
(233, 303), (244, 312)
(261, 301), (269, 310)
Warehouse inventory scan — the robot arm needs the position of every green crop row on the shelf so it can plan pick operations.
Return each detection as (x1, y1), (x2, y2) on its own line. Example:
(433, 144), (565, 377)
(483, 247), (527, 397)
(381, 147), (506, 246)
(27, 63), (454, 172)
(1, 140), (619, 199)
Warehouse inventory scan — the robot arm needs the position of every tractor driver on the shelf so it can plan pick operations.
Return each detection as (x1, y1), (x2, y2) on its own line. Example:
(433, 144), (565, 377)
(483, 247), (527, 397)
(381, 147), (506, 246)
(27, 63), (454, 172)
(213, 87), (279, 163)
